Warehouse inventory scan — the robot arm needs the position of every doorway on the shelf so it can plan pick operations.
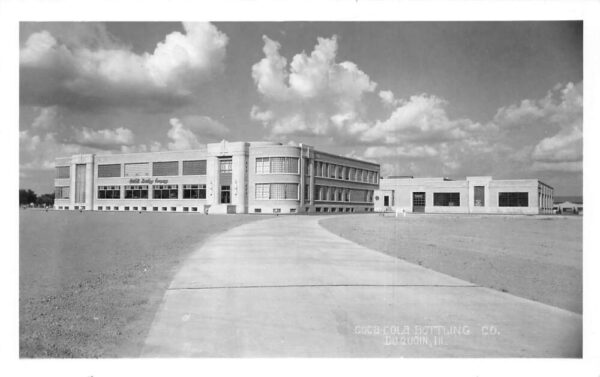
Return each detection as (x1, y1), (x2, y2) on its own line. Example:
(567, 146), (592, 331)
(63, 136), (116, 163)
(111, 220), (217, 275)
(384, 195), (389, 207)
(412, 192), (425, 212)
(220, 185), (231, 204)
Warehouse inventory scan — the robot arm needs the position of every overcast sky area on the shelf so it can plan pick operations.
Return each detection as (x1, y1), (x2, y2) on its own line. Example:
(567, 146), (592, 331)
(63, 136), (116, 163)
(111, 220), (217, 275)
(19, 21), (583, 196)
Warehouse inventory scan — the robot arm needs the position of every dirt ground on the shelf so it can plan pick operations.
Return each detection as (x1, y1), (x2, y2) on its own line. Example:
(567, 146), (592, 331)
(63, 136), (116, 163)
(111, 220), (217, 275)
(19, 210), (270, 358)
(320, 214), (582, 313)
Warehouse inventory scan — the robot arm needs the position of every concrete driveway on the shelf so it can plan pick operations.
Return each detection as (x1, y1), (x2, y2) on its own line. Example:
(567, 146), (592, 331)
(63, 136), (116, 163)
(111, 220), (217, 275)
(141, 215), (581, 357)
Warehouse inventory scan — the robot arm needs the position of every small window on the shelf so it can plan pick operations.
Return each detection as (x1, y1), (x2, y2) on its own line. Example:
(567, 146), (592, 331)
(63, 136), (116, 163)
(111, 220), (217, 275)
(290, 208), (296, 213)
(64, 207), (69, 210)
(316, 207), (321, 212)
(125, 206), (130, 211)
(142, 207), (147, 211)
(162, 207), (167, 211)
(114, 206), (119, 210)
(273, 208), (281, 213)
(153, 207), (158, 211)
(133, 206), (138, 211)
(74, 206), (79, 210)
(58, 206), (63, 210)
(171, 207), (177, 212)
(183, 207), (189, 212)
(254, 208), (262, 213)
(98, 206), (103, 211)
(191, 207), (198, 212)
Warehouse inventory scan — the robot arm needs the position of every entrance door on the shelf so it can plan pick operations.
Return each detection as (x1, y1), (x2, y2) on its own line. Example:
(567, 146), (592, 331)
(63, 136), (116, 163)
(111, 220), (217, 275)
(412, 192), (425, 212)
(220, 185), (231, 204)
(384, 196), (389, 206)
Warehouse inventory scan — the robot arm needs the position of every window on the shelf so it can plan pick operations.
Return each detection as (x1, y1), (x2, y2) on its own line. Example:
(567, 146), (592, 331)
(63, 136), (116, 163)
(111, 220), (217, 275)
(124, 185), (149, 199)
(256, 157), (299, 174)
(499, 192), (529, 207)
(98, 185), (120, 199)
(97, 206), (102, 211)
(220, 159), (232, 173)
(98, 164), (121, 178)
(125, 206), (130, 211)
(183, 184), (206, 199)
(255, 183), (298, 200)
(191, 207), (198, 212)
(171, 207), (176, 211)
(153, 185), (178, 199)
(255, 184), (270, 200)
(182, 160), (207, 175)
(153, 161), (178, 176)
(55, 186), (70, 199)
(254, 208), (262, 213)
(56, 166), (70, 179)
(153, 207), (158, 211)
(434, 192), (460, 207)
(162, 207), (167, 211)
(114, 206), (119, 211)
(183, 207), (189, 212)
(142, 207), (147, 211)
(304, 184), (310, 201)
(329, 164), (336, 178)
(124, 163), (150, 177)
(474, 186), (485, 207)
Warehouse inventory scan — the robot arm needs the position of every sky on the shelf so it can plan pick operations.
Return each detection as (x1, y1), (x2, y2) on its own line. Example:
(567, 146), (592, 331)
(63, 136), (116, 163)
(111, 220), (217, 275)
(19, 21), (583, 196)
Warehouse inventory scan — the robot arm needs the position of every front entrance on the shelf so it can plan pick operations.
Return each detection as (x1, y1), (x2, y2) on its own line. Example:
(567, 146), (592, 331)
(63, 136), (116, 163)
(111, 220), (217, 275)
(220, 185), (231, 204)
(383, 196), (389, 207)
(412, 192), (426, 213)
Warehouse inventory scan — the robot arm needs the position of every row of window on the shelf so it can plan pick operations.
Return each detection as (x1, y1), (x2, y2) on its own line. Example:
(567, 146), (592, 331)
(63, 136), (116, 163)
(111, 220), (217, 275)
(314, 185), (374, 203)
(425, 192), (529, 207)
(93, 160), (208, 178)
(97, 184), (207, 200)
(255, 157), (299, 174)
(313, 161), (378, 184)
(255, 183), (299, 200)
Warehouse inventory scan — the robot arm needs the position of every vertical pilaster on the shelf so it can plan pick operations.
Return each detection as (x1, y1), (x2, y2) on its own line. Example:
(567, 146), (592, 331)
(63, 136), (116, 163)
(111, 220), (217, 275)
(85, 161), (94, 210)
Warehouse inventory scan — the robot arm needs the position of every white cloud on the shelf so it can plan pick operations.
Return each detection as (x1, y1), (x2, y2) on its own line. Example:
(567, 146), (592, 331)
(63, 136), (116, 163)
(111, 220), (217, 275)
(378, 90), (399, 107)
(250, 35), (377, 139)
(72, 127), (135, 149)
(166, 115), (229, 150)
(20, 22), (229, 109)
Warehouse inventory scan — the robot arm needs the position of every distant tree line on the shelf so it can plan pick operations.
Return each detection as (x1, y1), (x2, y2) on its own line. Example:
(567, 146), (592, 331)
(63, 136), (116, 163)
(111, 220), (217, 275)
(19, 189), (54, 207)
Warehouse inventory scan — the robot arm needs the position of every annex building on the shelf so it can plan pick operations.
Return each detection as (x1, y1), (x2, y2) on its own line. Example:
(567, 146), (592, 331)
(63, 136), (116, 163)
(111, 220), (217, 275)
(374, 176), (554, 215)
(53, 141), (380, 214)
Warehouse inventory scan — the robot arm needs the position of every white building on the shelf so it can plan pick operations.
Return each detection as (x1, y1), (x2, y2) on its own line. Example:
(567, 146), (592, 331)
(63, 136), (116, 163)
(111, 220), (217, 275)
(374, 176), (553, 215)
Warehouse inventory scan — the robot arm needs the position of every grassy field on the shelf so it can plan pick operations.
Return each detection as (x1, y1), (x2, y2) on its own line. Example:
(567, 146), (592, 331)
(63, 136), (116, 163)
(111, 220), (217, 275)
(20, 210), (270, 358)
(320, 214), (582, 313)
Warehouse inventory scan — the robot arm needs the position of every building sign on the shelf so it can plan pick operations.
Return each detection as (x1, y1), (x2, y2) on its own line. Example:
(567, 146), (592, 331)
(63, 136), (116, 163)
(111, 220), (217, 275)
(129, 178), (169, 184)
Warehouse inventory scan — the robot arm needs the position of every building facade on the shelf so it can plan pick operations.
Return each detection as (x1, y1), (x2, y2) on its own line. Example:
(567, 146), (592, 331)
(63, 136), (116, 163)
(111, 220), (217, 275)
(54, 141), (380, 214)
(374, 176), (553, 215)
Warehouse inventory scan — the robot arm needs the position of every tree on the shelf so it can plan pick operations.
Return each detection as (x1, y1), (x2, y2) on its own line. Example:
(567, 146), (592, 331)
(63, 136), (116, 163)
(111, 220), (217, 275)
(36, 193), (55, 207)
(19, 189), (37, 206)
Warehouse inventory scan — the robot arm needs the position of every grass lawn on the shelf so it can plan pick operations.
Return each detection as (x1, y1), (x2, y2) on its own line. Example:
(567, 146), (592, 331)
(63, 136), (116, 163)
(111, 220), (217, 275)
(320, 214), (582, 313)
(20, 210), (270, 358)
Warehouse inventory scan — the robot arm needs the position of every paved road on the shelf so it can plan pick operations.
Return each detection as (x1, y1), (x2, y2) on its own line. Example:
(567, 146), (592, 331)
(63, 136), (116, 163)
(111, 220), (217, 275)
(142, 215), (581, 357)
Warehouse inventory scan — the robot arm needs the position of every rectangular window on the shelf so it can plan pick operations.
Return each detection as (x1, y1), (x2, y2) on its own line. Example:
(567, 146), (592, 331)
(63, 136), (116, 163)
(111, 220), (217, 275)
(255, 183), (270, 200)
(98, 185), (120, 199)
(54, 186), (70, 199)
(124, 185), (149, 199)
(271, 157), (299, 174)
(98, 164), (121, 178)
(474, 186), (485, 207)
(153, 161), (179, 176)
(182, 160), (207, 175)
(255, 183), (298, 200)
(433, 192), (461, 207)
(499, 192), (529, 207)
(124, 162), (150, 177)
(153, 185), (178, 199)
(220, 159), (232, 173)
(256, 157), (270, 174)
(183, 184), (207, 199)
(56, 166), (70, 179)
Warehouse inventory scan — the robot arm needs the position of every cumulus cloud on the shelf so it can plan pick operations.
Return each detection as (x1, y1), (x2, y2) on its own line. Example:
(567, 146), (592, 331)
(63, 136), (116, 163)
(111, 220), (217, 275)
(20, 106), (138, 170)
(250, 35), (377, 139)
(494, 82), (583, 172)
(71, 127), (135, 150)
(166, 115), (229, 150)
(20, 22), (228, 110)
(378, 90), (399, 107)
